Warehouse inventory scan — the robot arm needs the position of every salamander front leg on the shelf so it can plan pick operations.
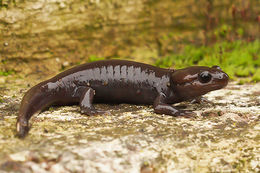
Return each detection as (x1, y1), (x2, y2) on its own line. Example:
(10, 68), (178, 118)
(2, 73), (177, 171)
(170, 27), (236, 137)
(79, 87), (110, 116)
(153, 93), (195, 117)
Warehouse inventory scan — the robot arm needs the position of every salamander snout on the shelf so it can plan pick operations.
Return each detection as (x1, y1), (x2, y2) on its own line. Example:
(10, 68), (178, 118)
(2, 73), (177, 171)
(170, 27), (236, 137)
(211, 65), (229, 86)
(211, 70), (229, 87)
(215, 72), (228, 79)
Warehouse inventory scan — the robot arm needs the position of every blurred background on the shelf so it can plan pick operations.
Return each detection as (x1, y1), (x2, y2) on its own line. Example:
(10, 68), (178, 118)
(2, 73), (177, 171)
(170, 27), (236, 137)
(0, 0), (259, 82)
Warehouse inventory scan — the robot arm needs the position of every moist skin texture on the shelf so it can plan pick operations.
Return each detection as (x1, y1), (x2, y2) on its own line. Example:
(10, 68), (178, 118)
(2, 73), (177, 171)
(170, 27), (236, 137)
(16, 60), (229, 138)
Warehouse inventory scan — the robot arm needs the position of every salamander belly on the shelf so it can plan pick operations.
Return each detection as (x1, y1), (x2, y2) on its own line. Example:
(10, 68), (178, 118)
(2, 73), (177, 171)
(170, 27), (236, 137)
(92, 84), (158, 104)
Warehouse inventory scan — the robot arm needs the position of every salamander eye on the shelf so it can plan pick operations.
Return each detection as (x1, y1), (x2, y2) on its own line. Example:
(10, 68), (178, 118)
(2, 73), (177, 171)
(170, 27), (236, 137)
(198, 71), (212, 83)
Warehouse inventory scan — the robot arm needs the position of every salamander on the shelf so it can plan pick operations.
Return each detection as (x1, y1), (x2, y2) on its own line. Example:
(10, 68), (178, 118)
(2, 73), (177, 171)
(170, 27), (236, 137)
(16, 60), (229, 138)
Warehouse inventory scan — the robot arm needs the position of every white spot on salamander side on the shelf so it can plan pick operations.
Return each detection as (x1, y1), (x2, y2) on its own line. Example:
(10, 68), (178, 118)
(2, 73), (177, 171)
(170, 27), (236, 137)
(47, 82), (57, 90)
(134, 67), (141, 82)
(107, 66), (114, 79)
(127, 66), (134, 82)
(114, 65), (120, 79)
(121, 66), (127, 79)
(93, 68), (101, 80)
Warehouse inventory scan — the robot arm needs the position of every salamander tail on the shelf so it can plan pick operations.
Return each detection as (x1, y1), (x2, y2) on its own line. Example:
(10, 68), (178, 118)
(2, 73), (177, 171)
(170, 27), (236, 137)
(16, 118), (29, 138)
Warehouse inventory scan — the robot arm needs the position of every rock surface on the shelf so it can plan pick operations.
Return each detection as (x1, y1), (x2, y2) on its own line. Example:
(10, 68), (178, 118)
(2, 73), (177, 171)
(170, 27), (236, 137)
(0, 78), (259, 172)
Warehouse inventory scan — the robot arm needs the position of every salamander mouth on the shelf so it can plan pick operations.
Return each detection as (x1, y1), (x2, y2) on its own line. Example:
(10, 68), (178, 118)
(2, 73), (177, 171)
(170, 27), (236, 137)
(210, 83), (226, 90)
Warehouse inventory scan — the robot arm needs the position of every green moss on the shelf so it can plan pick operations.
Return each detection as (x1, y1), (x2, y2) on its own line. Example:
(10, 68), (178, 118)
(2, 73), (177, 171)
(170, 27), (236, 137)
(214, 24), (232, 39)
(0, 0), (17, 9)
(87, 55), (105, 62)
(252, 68), (260, 82)
(155, 40), (260, 82)
(0, 70), (14, 76)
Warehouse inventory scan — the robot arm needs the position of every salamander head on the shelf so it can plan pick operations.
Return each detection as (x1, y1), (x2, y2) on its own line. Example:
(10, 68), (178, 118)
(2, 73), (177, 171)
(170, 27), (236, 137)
(171, 66), (229, 100)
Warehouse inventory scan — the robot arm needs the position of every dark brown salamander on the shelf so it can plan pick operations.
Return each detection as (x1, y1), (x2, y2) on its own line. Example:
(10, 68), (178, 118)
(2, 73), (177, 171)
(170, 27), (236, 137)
(16, 60), (229, 138)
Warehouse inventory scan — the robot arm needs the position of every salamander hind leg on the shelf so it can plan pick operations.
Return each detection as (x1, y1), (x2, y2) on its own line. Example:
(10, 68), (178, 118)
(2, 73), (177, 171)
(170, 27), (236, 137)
(153, 93), (195, 117)
(79, 87), (110, 116)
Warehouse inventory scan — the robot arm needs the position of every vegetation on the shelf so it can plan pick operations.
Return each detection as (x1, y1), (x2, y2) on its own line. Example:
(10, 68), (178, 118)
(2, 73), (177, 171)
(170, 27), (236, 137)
(87, 55), (105, 63)
(155, 40), (260, 82)
(0, 70), (14, 76)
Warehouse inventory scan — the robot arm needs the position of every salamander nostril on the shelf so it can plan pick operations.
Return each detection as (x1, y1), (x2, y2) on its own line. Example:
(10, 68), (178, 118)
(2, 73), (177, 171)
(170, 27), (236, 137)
(212, 65), (222, 70)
